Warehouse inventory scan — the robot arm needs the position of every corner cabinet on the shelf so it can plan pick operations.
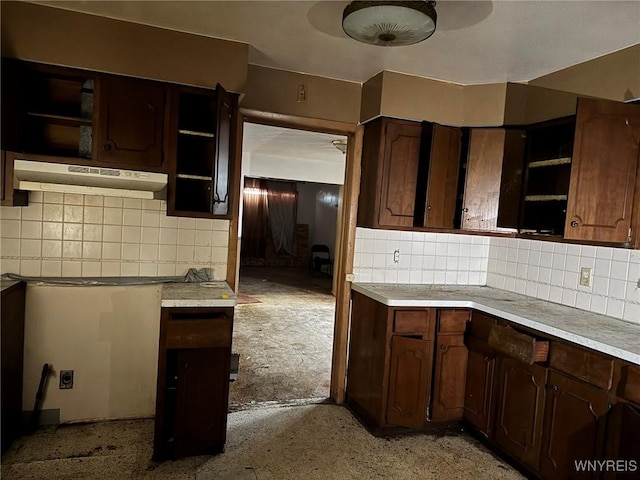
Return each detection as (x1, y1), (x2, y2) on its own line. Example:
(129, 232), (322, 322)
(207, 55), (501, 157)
(357, 117), (462, 230)
(166, 84), (237, 218)
(564, 98), (640, 245)
(153, 307), (234, 460)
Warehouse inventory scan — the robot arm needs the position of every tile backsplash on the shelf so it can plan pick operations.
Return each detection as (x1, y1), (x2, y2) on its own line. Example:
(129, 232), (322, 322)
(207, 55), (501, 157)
(0, 192), (229, 279)
(487, 237), (640, 324)
(353, 228), (489, 285)
(352, 228), (640, 324)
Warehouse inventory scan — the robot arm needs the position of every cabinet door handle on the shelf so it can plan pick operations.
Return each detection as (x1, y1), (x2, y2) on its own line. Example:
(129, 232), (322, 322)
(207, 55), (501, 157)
(483, 355), (491, 361)
(462, 207), (469, 213)
(551, 384), (559, 391)
(427, 205), (432, 211)
(570, 220), (579, 228)
(103, 143), (112, 151)
(440, 344), (447, 351)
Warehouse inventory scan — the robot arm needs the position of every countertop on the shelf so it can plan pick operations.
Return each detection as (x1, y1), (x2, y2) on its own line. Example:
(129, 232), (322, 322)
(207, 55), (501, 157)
(1, 280), (22, 292)
(161, 282), (237, 308)
(351, 283), (640, 366)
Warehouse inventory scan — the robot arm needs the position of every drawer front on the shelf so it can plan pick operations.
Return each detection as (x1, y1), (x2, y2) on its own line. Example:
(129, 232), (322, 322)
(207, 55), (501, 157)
(468, 311), (497, 341)
(549, 341), (614, 390)
(166, 318), (232, 349)
(488, 324), (549, 364)
(619, 364), (640, 404)
(438, 309), (470, 335)
(393, 310), (432, 337)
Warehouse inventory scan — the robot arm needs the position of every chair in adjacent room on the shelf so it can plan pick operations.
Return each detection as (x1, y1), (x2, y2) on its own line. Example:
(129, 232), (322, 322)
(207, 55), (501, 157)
(310, 244), (333, 277)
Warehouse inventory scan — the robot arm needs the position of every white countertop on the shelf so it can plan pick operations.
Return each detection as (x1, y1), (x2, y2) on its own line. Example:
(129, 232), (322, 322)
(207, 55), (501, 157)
(352, 283), (640, 366)
(161, 282), (237, 308)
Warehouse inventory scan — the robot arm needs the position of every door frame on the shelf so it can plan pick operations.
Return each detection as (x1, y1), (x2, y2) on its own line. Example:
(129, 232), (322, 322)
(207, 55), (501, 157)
(225, 108), (363, 404)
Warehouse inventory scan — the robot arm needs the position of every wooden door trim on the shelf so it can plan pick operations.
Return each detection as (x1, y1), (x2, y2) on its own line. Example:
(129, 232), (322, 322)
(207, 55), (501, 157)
(225, 108), (362, 404)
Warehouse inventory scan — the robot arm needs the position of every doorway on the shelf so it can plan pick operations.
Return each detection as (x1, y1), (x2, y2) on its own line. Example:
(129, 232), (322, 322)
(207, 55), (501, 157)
(229, 122), (348, 407)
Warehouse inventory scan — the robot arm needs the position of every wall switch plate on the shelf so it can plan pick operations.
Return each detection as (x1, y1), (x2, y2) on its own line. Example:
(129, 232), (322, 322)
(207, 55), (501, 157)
(297, 84), (307, 103)
(580, 267), (593, 287)
(393, 250), (400, 263)
(59, 370), (74, 389)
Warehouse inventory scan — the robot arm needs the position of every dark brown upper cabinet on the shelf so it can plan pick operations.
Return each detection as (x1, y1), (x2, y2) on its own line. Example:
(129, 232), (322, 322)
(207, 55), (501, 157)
(461, 128), (526, 231)
(2, 60), (97, 160)
(357, 117), (462, 230)
(564, 98), (640, 245)
(96, 76), (166, 171)
(166, 84), (237, 218)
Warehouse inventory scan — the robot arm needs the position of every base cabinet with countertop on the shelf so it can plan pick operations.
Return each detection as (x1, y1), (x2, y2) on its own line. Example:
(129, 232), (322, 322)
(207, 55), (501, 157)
(347, 284), (640, 480)
(154, 283), (236, 460)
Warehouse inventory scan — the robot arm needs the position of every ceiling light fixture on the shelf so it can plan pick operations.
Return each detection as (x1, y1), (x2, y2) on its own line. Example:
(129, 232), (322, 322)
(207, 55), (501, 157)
(332, 139), (348, 154)
(342, 0), (437, 47)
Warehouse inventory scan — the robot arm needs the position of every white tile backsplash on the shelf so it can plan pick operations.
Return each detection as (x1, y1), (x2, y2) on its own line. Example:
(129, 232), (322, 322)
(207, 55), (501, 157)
(353, 228), (489, 286)
(1, 194), (229, 279)
(487, 237), (640, 324)
(353, 227), (640, 324)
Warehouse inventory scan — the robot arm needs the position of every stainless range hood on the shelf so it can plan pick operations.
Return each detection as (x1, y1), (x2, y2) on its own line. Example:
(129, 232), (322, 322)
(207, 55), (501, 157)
(13, 160), (168, 200)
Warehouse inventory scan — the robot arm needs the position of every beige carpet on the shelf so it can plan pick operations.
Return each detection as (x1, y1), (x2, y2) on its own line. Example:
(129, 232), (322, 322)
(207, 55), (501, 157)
(2, 404), (524, 480)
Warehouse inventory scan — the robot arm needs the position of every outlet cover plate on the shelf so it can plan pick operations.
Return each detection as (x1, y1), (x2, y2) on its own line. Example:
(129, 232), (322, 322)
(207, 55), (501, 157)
(59, 370), (74, 389)
(580, 267), (592, 287)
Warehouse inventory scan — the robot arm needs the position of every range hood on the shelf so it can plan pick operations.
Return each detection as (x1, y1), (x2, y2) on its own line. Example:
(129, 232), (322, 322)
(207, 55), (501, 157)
(13, 160), (168, 200)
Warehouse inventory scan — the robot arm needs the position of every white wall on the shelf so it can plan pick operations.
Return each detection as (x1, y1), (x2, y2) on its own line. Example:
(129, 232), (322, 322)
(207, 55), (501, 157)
(352, 228), (640, 325)
(23, 284), (161, 423)
(0, 191), (229, 278)
(297, 183), (340, 258)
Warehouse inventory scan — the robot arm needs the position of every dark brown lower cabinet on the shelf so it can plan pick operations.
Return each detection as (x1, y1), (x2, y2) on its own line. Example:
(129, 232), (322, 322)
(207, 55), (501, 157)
(154, 307), (233, 460)
(539, 371), (609, 480)
(386, 336), (433, 429)
(493, 356), (547, 471)
(463, 339), (495, 437)
(604, 401), (640, 480)
(431, 334), (468, 421)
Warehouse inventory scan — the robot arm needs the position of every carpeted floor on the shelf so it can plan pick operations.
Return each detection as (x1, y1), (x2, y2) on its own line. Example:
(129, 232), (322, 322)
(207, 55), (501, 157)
(1, 404), (525, 480)
(229, 267), (335, 406)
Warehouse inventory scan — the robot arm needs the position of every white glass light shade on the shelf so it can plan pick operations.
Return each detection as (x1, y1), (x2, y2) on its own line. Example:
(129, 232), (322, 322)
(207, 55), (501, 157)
(342, 1), (437, 46)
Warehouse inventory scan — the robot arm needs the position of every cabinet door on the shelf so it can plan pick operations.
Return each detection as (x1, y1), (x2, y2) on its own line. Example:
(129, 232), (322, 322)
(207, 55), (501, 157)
(212, 84), (233, 215)
(96, 77), (166, 169)
(539, 371), (609, 480)
(463, 340), (495, 437)
(604, 402), (640, 480)
(174, 347), (230, 458)
(422, 124), (462, 228)
(431, 334), (468, 421)
(378, 120), (422, 228)
(565, 98), (640, 243)
(463, 128), (526, 231)
(386, 336), (433, 429)
(494, 356), (547, 470)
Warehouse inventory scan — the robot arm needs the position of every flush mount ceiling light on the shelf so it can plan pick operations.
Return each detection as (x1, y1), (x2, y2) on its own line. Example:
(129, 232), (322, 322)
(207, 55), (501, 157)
(342, 0), (437, 47)
(332, 139), (348, 154)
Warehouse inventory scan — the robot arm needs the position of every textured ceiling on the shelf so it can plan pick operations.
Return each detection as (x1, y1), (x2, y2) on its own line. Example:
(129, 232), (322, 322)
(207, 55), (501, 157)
(243, 123), (347, 166)
(34, 0), (640, 85)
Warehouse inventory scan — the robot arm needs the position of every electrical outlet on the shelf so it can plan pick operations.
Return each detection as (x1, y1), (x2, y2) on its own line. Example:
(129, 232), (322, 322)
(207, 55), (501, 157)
(297, 84), (307, 103)
(393, 250), (400, 263)
(580, 267), (592, 287)
(59, 370), (74, 389)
